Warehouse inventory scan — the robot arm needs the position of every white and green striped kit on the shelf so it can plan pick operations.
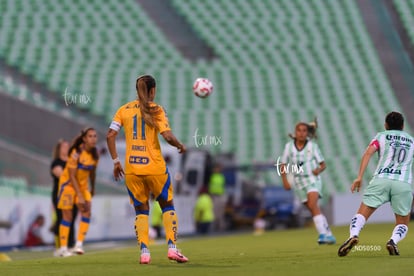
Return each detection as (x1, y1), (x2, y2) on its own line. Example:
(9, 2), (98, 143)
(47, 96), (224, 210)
(371, 130), (414, 183)
(281, 140), (324, 189)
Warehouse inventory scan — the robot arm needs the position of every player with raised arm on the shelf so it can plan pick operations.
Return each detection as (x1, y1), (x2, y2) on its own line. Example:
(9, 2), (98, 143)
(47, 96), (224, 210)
(280, 121), (336, 244)
(338, 111), (414, 256)
(106, 74), (188, 264)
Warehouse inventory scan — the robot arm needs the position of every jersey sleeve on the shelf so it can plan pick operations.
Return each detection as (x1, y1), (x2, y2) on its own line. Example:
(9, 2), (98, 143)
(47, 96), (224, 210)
(313, 143), (325, 163)
(369, 133), (380, 150)
(154, 106), (171, 133)
(109, 106), (123, 132)
(280, 143), (290, 164)
(66, 149), (79, 169)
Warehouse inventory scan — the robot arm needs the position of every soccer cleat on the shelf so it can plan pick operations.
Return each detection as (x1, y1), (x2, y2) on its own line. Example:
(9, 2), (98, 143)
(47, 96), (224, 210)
(58, 248), (73, 257)
(386, 239), (400, 256)
(318, 234), (337, 245)
(168, 248), (189, 263)
(338, 236), (359, 257)
(72, 246), (85, 255)
(140, 253), (151, 264)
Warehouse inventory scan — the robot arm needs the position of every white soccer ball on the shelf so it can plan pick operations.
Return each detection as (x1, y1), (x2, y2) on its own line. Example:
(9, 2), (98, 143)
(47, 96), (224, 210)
(193, 78), (213, 98)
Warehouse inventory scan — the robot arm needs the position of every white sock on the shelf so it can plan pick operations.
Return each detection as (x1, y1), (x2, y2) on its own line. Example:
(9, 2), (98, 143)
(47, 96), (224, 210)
(141, 248), (150, 254)
(322, 215), (332, 236)
(60, 246), (68, 251)
(313, 214), (328, 235)
(349, 214), (366, 238)
(390, 224), (408, 244)
(75, 241), (83, 248)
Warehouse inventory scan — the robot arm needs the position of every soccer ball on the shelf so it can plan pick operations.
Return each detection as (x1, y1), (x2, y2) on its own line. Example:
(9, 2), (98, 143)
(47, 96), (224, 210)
(193, 78), (213, 98)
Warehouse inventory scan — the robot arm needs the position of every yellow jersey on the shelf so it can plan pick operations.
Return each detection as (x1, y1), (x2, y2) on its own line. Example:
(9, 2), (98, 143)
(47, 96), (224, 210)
(59, 148), (97, 190)
(110, 100), (171, 175)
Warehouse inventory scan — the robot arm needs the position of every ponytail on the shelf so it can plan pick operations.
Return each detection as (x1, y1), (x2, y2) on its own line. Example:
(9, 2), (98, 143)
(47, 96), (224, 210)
(136, 75), (159, 128)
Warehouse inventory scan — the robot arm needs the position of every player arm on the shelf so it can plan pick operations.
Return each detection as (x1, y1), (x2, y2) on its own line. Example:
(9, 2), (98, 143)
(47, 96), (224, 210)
(279, 163), (291, 190)
(107, 119), (125, 180)
(313, 161), (326, 176)
(89, 167), (96, 196)
(68, 167), (82, 199)
(351, 141), (378, 193)
(312, 144), (326, 176)
(279, 146), (291, 190)
(161, 130), (186, 153)
(156, 106), (186, 153)
(356, 144), (377, 181)
(51, 165), (64, 178)
(106, 128), (119, 161)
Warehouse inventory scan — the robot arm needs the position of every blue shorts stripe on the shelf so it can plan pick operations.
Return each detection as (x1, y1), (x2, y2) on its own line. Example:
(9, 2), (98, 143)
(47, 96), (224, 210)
(57, 181), (70, 204)
(162, 206), (175, 213)
(157, 172), (171, 202)
(136, 210), (149, 216)
(126, 186), (142, 207)
(81, 217), (90, 223)
(61, 220), (71, 227)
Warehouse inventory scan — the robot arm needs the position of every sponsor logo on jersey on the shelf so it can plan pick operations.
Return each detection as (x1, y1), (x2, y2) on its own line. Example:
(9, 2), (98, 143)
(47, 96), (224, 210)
(131, 145), (146, 151)
(129, 156), (149, 164)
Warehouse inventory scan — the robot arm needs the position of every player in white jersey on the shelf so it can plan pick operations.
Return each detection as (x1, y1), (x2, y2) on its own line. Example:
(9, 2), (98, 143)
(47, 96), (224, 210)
(338, 111), (414, 257)
(280, 121), (336, 244)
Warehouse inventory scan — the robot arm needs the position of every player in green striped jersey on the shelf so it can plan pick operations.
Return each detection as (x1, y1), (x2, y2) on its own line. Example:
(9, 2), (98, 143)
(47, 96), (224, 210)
(338, 112), (414, 257)
(280, 121), (336, 245)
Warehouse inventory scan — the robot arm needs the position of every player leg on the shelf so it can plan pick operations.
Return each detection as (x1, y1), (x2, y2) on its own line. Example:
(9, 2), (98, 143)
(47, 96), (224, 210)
(338, 203), (376, 257)
(68, 205), (78, 249)
(57, 183), (75, 257)
(303, 182), (335, 244)
(306, 192), (335, 244)
(73, 190), (92, 255)
(387, 182), (413, 255)
(152, 172), (188, 263)
(125, 174), (151, 264)
(338, 179), (386, 257)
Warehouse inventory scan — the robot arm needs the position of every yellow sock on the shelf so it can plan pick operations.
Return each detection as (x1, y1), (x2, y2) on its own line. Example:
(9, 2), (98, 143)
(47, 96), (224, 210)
(162, 207), (178, 247)
(77, 217), (90, 244)
(54, 236), (60, 248)
(135, 213), (149, 250)
(59, 220), (70, 248)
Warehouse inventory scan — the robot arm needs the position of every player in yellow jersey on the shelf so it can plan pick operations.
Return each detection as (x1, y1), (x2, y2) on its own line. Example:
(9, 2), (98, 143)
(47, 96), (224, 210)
(106, 75), (188, 264)
(56, 127), (98, 257)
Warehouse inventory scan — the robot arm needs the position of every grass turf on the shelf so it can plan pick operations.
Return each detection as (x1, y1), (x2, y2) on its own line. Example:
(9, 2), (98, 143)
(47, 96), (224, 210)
(1, 222), (413, 276)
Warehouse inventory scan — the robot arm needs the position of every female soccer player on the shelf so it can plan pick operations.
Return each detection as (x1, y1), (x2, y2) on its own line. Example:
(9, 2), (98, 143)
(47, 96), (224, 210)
(50, 139), (78, 255)
(280, 121), (336, 244)
(57, 128), (98, 257)
(106, 74), (188, 264)
(338, 112), (414, 256)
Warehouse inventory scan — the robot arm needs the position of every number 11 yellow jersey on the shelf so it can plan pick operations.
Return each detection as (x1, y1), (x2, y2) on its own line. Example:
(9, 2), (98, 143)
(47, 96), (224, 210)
(109, 100), (171, 175)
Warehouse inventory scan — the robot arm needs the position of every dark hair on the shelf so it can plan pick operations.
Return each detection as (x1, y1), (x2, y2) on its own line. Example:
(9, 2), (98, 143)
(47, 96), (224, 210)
(136, 75), (159, 127)
(385, 111), (404, 130)
(68, 127), (99, 161)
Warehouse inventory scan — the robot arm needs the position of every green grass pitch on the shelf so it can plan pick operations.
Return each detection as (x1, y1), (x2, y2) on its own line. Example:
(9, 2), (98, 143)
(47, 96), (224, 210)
(1, 222), (414, 276)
